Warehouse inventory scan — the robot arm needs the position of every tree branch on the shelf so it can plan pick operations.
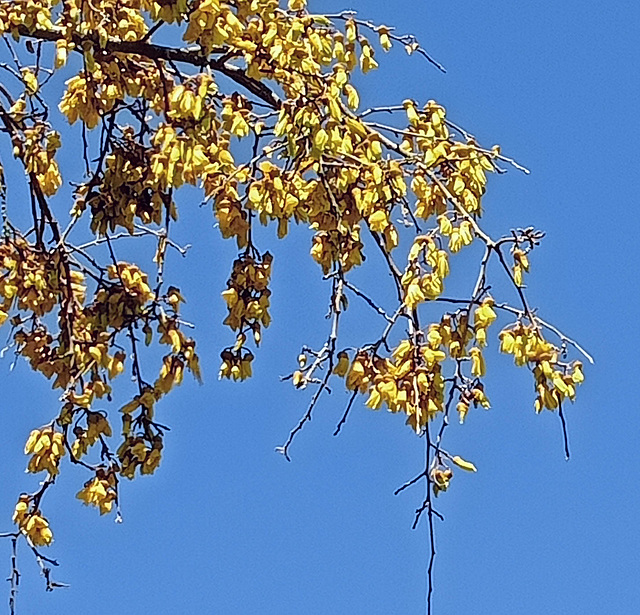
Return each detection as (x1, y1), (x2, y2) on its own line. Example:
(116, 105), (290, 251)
(16, 26), (281, 109)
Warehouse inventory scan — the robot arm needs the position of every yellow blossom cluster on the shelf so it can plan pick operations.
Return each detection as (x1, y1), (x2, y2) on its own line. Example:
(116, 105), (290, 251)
(71, 412), (113, 459)
(247, 163), (317, 239)
(117, 434), (163, 478)
(61, 0), (149, 44)
(59, 54), (173, 129)
(219, 251), (272, 380)
(116, 317), (199, 473)
(77, 470), (117, 514)
(0, 0), (54, 37)
(13, 496), (53, 547)
(19, 125), (62, 196)
(8, 256), (156, 417)
(151, 106), (235, 191)
(76, 137), (175, 235)
(401, 235), (449, 309)
(473, 297), (498, 347)
(6, 261), (156, 406)
(106, 262), (155, 309)
(404, 101), (494, 222)
(500, 323), (559, 367)
(412, 174), (447, 220)
(185, 2), (381, 102)
(221, 94), (253, 138)
(500, 323), (584, 412)
(120, 386), (158, 422)
(0, 238), (67, 318)
(221, 251), (272, 347)
(440, 217), (474, 253)
(403, 99), (450, 153)
(512, 248), (530, 287)
(339, 338), (446, 432)
(65, 375), (113, 409)
(18, 320), (119, 404)
(148, 0), (189, 24)
(167, 74), (219, 123)
(24, 426), (65, 475)
(15, 327), (57, 378)
(184, 0), (246, 55)
(446, 143), (493, 216)
(304, 158), (406, 274)
(310, 228), (364, 275)
(118, 389), (167, 478)
(426, 312), (474, 360)
(219, 347), (254, 381)
(213, 176), (251, 247)
(456, 384), (491, 424)
(156, 315), (201, 394)
(430, 466), (453, 496)
(59, 69), (122, 130)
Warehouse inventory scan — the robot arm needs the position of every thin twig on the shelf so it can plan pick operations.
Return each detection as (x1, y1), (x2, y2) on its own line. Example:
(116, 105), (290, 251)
(333, 390), (358, 436)
(558, 402), (571, 461)
(8, 536), (18, 615)
(343, 280), (393, 322)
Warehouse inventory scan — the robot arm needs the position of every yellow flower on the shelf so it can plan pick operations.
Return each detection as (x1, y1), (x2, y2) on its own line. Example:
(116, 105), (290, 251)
(403, 277), (426, 309)
(472, 387), (490, 409)
(346, 355), (369, 393)
(292, 370), (306, 388)
(513, 263), (523, 286)
(21, 68), (38, 95)
(12, 496), (30, 525)
(474, 297), (497, 329)
(571, 362), (584, 383)
(344, 84), (359, 110)
(451, 455), (477, 472)
(457, 400), (470, 424)
(333, 351), (350, 377)
(368, 209), (388, 232)
(377, 26), (392, 51)
(470, 347), (485, 377)
(403, 99), (419, 126)
(430, 467), (453, 496)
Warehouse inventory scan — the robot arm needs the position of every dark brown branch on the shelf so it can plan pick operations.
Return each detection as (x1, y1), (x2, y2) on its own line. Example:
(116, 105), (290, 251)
(16, 26), (281, 109)
(343, 280), (393, 323)
(333, 390), (358, 436)
(394, 469), (426, 495)
(558, 402), (571, 461)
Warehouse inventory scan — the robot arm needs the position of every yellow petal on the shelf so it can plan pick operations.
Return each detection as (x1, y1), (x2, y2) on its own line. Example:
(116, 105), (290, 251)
(451, 455), (477, 472)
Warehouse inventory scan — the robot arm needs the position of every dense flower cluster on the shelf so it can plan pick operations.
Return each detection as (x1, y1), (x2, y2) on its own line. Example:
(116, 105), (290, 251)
(341, 339), (446, 432)
(77, 470), (118, 514)
(24, 427), (65, 475)
(500, 323), (583, 412)
(13, 496), (53, 547)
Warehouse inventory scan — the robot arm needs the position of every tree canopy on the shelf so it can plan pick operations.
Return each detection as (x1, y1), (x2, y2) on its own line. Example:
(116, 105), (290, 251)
(0, 0), (589, 612)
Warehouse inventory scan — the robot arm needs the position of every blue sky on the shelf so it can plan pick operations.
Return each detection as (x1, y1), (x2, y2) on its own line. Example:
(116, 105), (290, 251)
(1, 0), (639, 613)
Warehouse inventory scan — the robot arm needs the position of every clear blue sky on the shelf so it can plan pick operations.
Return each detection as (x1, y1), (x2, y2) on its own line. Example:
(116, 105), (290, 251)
(1, 1), (639, 613)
